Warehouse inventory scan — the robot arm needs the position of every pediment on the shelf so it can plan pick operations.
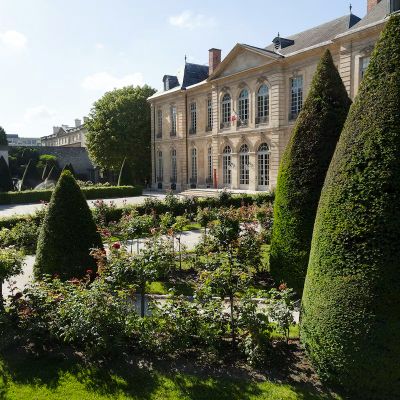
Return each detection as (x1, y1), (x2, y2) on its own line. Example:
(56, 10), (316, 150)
(209, 44), (281, 80)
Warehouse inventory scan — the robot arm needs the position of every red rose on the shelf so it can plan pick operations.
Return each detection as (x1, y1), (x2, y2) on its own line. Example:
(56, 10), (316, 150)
(112, 242), (121, 250)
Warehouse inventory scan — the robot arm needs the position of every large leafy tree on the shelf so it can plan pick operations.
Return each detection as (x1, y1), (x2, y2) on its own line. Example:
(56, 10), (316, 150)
(0, 127), (8, 146)
(269, 50), (351, 296)
(85, 85), (156, 184)
(34, 170), (103, 279)
(301, 15), (400, 398)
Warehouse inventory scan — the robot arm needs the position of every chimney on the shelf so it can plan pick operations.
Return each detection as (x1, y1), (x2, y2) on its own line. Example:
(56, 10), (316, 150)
(75, 118), (81, 127)
(368, 0), (381, 12)
(209, 48), (221, 75)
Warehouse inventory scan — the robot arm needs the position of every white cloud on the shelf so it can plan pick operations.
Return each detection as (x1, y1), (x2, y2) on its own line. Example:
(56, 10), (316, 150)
(0, 30), (27, 50)
(95, 42), (104, 49)
(81, 72), (144, 91)
(24, 105), (55, 121)
(169, 11), (216, 30)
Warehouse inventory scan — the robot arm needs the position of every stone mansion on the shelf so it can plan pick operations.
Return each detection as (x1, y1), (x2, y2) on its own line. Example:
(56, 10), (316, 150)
(148, 0), (399, 192)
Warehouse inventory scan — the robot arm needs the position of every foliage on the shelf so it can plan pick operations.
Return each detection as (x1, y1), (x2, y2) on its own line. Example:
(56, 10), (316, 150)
(301, 16), (400, 399)
(117, 157), (134, 186)
(34, 171), (103, 279)
(269, 50), (351, 296)
(0, 247), (24, 309)
(85, 85), (156, 183)
(0, 219), (39, 253)
(0, 126), (7, 146)
(37, 154), (58, 178)
(0, 185), (142, 205)
(62, 163), (75, 177)
(8, 147), (39, 178)
(0, 156), (13, 192)
(237, 223), (264, 273)
(46, 165), (61, 182)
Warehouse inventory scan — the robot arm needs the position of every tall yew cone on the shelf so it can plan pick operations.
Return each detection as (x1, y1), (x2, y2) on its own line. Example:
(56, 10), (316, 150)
(301, 16), (400, 398)
(269, 49), (351, 295)
(34, 170), (102, 279)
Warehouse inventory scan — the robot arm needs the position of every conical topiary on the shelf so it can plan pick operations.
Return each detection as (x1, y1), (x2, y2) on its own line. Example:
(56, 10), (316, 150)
(34, 170), (103, 279)
(118, 157), (133, 186)
(46, 165), (61, 182)
(301, 15), (400, 398)
(0, 156), (13, 192)
(66, 163), (75, 177)
(20, 159), (40, 190)
(41, 162), (49, 181)
(269, 49), (351, 295)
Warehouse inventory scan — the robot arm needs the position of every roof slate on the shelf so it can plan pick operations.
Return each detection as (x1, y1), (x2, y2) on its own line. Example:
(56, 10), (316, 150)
(264, 14), (361, 56)
(181, 63), (209, 88)
(350, 0), (390, 30)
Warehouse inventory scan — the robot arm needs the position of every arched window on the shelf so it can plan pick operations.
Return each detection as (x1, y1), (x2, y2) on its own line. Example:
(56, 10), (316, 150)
(221, 93), (231, 126)
(257, 84), (270, 124)
(171, 148), (177, 183)
(191, 148), (197, 182)
(257, 143), (270, 188)
(223, 146), (232, 185)
(207, 146), (213, 181)
(239, 144), (249, 185)
(238, 89), (249, 126)
(157, 150), (163, 182)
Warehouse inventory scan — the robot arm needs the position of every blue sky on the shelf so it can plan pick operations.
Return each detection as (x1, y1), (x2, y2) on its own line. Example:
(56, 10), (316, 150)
(0, 0), (367, 138)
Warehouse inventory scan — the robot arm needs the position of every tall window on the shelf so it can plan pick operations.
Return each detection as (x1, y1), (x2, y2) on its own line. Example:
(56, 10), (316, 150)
(223, 146), (232, 185)
(171, 149), (177, 182)
(157, 150), (163, 181)
(239, 144), (249, 185)
(258, 143), (270, 188)
(238, 89), (249, 126)
(290, 76), (303, 120)
(170, 105), (177, 136)
(157, 109), (163, 137)
(360, 56), (371, 80)
(190, 102), (197, 134)
(221, 93), (231, 127)
(257, 85), (269, 124)
(207, 146), (212, 181)
(207, 98), (213, 130)
(191, 148), (197, 182)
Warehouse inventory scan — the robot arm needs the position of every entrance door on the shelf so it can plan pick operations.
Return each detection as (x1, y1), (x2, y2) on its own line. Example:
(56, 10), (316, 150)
(257, 143), (270, 191)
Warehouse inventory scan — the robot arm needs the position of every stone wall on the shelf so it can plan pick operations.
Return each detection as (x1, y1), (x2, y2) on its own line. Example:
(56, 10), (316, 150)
(33, 146), (96, 180)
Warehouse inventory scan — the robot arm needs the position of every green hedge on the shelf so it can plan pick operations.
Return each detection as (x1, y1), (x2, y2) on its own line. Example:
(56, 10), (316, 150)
(0, 185), (142, 205)
(301, 15), (400, 398)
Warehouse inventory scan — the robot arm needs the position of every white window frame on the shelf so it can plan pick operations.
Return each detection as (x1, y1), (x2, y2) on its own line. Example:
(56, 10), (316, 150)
(190, 102), (197, 134)
(223, 146), (232, 185)
(238, 89), (249, 124)
(170, 105), (177, 135)
(257, 85), (270, 123)
(191, 148), (197, 181)
(257, 143), (270, 188)
(171, 148), (177, 182)
(207, 146), (212, 180)
(221, 94), (231, 125)
(239, 144), (249, 185)
(157, 150), (163, 181)
(290, 76), (303, 120)
(207, 98), (213, 130)
(157, 109), (163, 137)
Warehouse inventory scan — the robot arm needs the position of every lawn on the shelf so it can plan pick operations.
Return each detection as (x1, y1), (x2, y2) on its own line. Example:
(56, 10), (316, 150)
(0, 350), (340, 400)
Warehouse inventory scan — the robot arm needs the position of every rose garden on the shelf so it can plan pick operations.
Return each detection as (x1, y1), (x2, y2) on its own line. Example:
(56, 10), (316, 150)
(0, 15), (399, 400)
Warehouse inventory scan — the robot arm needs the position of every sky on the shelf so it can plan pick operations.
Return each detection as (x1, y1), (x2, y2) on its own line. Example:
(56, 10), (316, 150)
(0, 0), (368, 138)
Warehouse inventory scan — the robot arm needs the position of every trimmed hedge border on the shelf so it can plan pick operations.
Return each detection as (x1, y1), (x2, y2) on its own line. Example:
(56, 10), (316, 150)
(0, 185), (143, 205)
(0, 192), (274, 230)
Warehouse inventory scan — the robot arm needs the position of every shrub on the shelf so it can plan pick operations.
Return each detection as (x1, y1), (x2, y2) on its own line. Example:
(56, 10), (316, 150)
(269, 50), (351, 296)
(34, 170), (103, 279)
(0, 219), (39, 253)
(301, 16), (400, 399)
(0, 156), (13, 192)
(20, 159), (40, 190)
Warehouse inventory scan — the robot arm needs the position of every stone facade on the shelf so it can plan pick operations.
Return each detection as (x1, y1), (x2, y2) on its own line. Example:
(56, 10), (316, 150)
(149, 0), (397, 192)
(41, 118), (87, 148)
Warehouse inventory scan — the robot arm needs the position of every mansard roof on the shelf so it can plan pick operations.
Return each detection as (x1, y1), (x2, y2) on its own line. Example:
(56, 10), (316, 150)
(350, 0), (391, 30)
(265, 13), (361, 56)
(181, 63), (209, 88)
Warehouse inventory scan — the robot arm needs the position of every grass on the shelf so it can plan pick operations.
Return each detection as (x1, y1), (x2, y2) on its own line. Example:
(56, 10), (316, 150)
(0, 350), (341, 400)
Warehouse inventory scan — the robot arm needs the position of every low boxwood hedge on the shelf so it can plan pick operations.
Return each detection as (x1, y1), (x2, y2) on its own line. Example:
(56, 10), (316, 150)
(0, 185), (142, 205)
